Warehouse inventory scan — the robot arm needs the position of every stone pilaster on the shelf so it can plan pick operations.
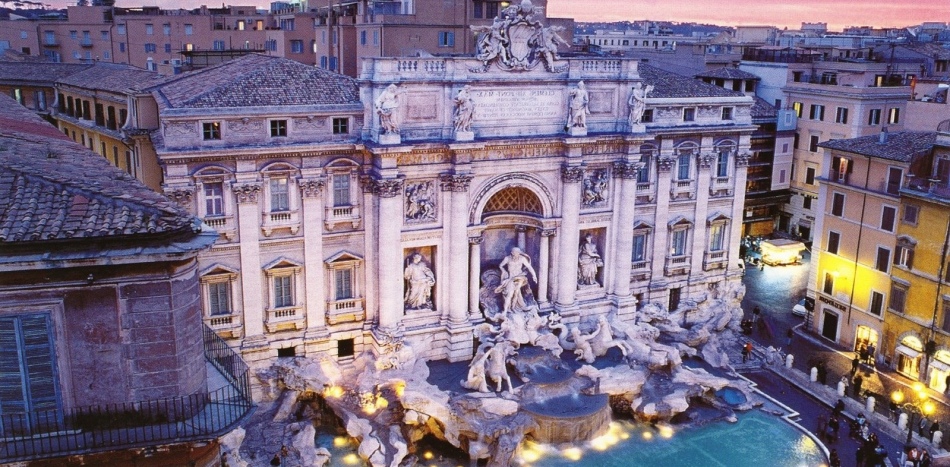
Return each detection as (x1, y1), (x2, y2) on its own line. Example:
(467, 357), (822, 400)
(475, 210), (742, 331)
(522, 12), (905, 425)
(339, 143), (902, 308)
(468, 236), (483, 318)
(538, 229), (556, 306)
(233, 182), (266, 347)
(300, 178), (328, 338)
(691, 152), (713, 278)
(611, 161), (641, 298)
(370, 176), (405, 330)
(651, 144), (674, 286)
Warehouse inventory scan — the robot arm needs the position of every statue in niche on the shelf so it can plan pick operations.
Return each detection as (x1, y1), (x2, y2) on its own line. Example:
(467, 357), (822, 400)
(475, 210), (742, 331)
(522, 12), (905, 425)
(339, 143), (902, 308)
(453, 85), (476, 133)
(577, 233), (603, 286)
(404, 253), (435, 310)
(405, 181), (436, 222)
(566, 81), (590, 129)
(582, 170), (609, 206)
(494, 247), (537, 314)
(375, 84), (402, 134)
(628, 82), (654, 126)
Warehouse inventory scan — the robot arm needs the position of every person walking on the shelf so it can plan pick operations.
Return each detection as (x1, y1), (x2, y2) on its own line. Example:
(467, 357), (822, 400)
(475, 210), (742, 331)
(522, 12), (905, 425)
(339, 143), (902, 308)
(829, 448), (841, 467)
(786, 327), (793, 346)
(853, 374), (864, 398)
(851, 354), (861, 375)
(930, 420), (940, 442)
(742, 341), (753, 363)
(867, 343), (876, 365)
(818, 361), (828, 385)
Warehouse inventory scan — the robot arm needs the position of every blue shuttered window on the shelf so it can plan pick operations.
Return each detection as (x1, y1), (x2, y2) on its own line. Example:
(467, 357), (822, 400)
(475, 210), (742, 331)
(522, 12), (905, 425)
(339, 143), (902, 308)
(0, 314), (61, 435)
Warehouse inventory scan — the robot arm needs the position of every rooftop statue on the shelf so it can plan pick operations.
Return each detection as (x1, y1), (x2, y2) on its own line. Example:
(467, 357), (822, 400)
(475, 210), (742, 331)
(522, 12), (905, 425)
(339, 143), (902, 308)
(470, 0), (568, 73)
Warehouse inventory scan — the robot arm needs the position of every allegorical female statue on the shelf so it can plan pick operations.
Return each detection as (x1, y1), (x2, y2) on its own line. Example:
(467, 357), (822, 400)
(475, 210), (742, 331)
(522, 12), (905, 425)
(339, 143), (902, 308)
(404, 253), (435, 310)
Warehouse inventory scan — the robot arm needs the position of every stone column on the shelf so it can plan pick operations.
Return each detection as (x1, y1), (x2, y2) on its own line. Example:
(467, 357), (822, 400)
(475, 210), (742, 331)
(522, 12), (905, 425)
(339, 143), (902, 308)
(539, 229), (555, 306)
(731, 153), (752, 272)
(440, 174), (474, 324)
(300, 178), (327, 337)
(692, 152), (714, 276)
(373, 177), (405, 330)
(611, 161), (641, 298)
(651, 149), (675, 282)
(468, 236), (483, 317)
(516, 225), (527, 251)
(556, 165), (583, 307)
(233, 183), (265, 344)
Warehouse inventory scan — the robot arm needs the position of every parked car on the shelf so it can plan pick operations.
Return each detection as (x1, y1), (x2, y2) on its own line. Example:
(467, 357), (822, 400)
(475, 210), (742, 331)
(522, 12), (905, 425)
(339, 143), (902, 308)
(792, 298), (808, 316)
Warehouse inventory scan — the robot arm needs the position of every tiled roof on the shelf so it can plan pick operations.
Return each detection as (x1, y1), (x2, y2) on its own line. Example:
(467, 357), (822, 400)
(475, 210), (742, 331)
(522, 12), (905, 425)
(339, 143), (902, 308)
(148, 54), (360, 110)
(57, 62), (165, 94)
(0, 94), (196, 243)
(819, 131), (936, 162)
(899, 42), (950, 61)
(0, 61), (92, 84)
(751, 96), (777, 119)
(695, 68), (761, 81)
(638, 63), (746, 99)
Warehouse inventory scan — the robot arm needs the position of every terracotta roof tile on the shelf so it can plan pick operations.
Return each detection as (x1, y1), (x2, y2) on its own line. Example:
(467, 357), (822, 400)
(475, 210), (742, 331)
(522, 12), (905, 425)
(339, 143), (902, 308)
(819, 131), (936, 162)
(638, 64), (746, 99)
(0, 94), (195, 244)
(57, 62), (165, 94)
(695, 68), (761, 81)
(0, 61), (92, 84)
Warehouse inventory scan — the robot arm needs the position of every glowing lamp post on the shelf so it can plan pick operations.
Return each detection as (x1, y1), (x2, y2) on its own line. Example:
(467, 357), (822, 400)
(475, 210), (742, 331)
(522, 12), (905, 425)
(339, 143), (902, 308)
(892, 382), (936, 446)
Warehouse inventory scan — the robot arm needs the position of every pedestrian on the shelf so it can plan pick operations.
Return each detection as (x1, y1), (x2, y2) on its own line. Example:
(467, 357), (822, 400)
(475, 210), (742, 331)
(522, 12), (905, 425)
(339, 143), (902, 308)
(752, 306), (761, 323)
(859, 345), (869, 366)
(741, 342), (750, 363)
(920, 416), (929, 436)
(931, 420), (940, 442)
(828, 414), (840, 441)
(817, 413), (828, 439)
(920, 449), (933, 467)
(833, 399), (845, 418)
(853, 374), (864, 398)
(889, 398), (900, 422)
(818, 361), (828, 385)
(786, 327), (793, 346)
(829, 448), (841, 467)
(852, 354), (860, 375)
(867, 343), (876, 365)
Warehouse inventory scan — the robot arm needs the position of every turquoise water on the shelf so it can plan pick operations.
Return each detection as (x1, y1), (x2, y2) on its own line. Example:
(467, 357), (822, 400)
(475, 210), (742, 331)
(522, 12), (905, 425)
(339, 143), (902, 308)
(315, 410), (826, 467)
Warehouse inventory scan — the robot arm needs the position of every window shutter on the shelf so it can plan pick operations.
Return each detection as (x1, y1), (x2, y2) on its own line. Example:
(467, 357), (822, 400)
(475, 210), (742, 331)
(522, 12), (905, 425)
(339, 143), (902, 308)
(20, 315), (58, 414)
(0, 319), (27, 416)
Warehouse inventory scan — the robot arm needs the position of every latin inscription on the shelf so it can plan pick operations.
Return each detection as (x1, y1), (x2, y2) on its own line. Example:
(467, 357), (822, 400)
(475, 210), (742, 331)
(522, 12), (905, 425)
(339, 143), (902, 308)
(472, 89), (563, 122)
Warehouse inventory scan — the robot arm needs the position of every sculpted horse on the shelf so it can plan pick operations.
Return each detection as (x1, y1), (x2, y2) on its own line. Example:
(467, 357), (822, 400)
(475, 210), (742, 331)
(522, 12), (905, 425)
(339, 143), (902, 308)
(588, 315), (632, 358)
(485, 341), (518, 393)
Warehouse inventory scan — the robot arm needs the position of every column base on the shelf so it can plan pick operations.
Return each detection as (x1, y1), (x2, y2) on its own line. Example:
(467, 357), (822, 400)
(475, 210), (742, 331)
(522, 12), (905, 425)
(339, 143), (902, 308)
(304, 328), (332, 342)
(445, 321), (477, 363)
(554, 302), (580, 322)
(454, 130), (474, 142)
(378, 132), (401, 145)
(609, 294), (639, 321)
(240, 334), (272, 363)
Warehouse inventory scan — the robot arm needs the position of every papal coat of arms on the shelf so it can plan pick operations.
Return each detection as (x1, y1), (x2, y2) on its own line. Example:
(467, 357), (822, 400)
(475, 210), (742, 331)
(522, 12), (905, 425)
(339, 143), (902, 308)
(470, 0), (570, 72)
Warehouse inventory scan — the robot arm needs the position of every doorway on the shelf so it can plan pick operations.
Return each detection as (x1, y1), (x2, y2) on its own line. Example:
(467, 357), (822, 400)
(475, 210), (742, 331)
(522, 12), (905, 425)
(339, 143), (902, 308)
(821, 310), (838, 341)
(854, 326), (879, 354)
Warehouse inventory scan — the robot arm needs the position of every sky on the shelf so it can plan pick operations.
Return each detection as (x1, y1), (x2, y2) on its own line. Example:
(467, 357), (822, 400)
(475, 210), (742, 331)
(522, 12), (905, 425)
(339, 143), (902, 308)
(29, 0), (948, 31)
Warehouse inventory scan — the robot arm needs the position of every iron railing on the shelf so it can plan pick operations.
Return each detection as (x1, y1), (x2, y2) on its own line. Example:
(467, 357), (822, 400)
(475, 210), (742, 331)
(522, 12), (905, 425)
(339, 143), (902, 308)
(0, 324), (253, 461)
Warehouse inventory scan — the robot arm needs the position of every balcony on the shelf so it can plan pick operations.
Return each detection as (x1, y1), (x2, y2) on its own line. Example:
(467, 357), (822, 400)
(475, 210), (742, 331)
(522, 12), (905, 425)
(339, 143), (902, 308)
(710, 176), (733, 197)
(630, 260), (651, 281)
(635, 182), (655, 203)
(0, 325), (253, 462)
(203, 215), (236, 240)
(325, 205), (361, 229)
(79, 38), (94, 48)
(261, 209), (300, 236)
(265, 306), (304, 332)
(704, 250), (729, 271)
(670, 179), (695, 200)
(204, 313), (243, 339)
(43, 39), (60, 47)
(327, 298), (365, 325)
(665, 255), (691, 276)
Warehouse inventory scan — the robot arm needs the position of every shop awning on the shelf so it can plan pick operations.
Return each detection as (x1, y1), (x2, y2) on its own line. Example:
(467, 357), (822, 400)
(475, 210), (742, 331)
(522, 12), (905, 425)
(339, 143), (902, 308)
(930, 359), (950, 372)
(896, 345), (921, 359)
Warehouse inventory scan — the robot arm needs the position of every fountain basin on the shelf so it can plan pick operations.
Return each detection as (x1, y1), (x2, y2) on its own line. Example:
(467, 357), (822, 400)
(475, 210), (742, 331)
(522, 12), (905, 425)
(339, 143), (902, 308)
(521, 393), (611, 444)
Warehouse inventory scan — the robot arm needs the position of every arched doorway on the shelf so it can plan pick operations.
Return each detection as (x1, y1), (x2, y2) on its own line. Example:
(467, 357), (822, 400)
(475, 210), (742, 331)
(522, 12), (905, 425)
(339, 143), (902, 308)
(896, 334), (924, 379)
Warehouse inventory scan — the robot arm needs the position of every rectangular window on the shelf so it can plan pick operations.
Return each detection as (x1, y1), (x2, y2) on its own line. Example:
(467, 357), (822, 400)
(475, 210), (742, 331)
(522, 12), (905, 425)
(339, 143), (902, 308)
(474, 1), (483, 18)
(792, 102), (803, 118)
(202, 121), (221, 140)
(184, 24), (193, 35)
(709, 224), (725, 251)
(827, 231), (840, 254)
(632, 233), (647, 262)
(0, 314), (61, 418)
(803, 196), (813, 210)
(213, 40), (225, 50)
(805, 167), (816, 185)
(881, 206), (896, 232)
(889, 284), (906, 313)
(270, 119), (287, 137)
(823, 272), (835, 294)
(943, 301), (950, 333)
(683, 107), (695, 122)
(164, 43), (171, 53)
(886, 167), (902, 195)
(237, 20), (245, 30)
(677, 153), (690, 180)
(835, 107), (848, 124)
(204, 182), (224, 216)
(332, 174), (350, 206)
(117, 24), (126, 35)
(144, 43), (156, 53)
(721, 107), (733, 120)
(145, 24), (153, 35)
(162, 23), (170, 35)
(895, 245), (914, 269)
(637, 154), (651, 183)
(888, 107), (900, 124)
(290, 40), (303, 53)
(208, 282), (231, 315)
(360, 30), (367, 45)
(671, 230), (687, 256)
(875, 247), (890, 272)
(902, 204), (919, 225)
(716, 151), (729, 177)
(831, 192), (845, 216)
(809, 104), (825, 121)
(438, 31), (455, 47)
(273, 276), (294, 308)
(332, 117), (348, 134)
(270, 177), (289, 212)
(335, 268), (353, 299)
(641, 109), (653, 123)
(809, 135), (820, 152)
(868, 108), (881, 125)
(119, 42), (125, 52)
(869, 291), (884, 316)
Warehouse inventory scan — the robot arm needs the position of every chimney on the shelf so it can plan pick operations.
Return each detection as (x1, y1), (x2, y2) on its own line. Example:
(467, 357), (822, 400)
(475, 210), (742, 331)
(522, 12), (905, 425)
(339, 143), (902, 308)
(879, 127), (888, 144)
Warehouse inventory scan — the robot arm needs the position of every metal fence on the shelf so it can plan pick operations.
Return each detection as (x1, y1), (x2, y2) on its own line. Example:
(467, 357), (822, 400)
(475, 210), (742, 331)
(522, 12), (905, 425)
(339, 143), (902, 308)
(0, 324), (254, 462)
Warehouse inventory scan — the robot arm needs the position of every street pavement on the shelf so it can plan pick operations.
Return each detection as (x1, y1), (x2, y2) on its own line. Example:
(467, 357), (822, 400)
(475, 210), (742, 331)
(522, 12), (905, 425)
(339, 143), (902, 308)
(738, 249), (950, 466)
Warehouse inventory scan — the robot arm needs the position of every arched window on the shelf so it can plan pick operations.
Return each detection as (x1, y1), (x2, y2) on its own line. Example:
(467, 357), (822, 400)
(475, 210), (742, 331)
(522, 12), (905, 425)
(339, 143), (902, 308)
(482, 187), (543, 220)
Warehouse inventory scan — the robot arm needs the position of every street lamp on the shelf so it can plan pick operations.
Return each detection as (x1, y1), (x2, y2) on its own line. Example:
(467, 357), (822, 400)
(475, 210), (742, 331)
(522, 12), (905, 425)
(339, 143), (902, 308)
(892, 382), (937, 445)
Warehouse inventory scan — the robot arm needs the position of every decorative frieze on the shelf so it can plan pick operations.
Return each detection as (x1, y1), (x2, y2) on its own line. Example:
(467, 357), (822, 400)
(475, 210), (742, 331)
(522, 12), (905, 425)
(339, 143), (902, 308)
(561, 166), (584, 183)
(233, 183), (262, 204)
(163, 121), (197, 137)
(439, 174), (474, 192)
(227, 118), (264, 134)
(292, 116), (326, 132)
